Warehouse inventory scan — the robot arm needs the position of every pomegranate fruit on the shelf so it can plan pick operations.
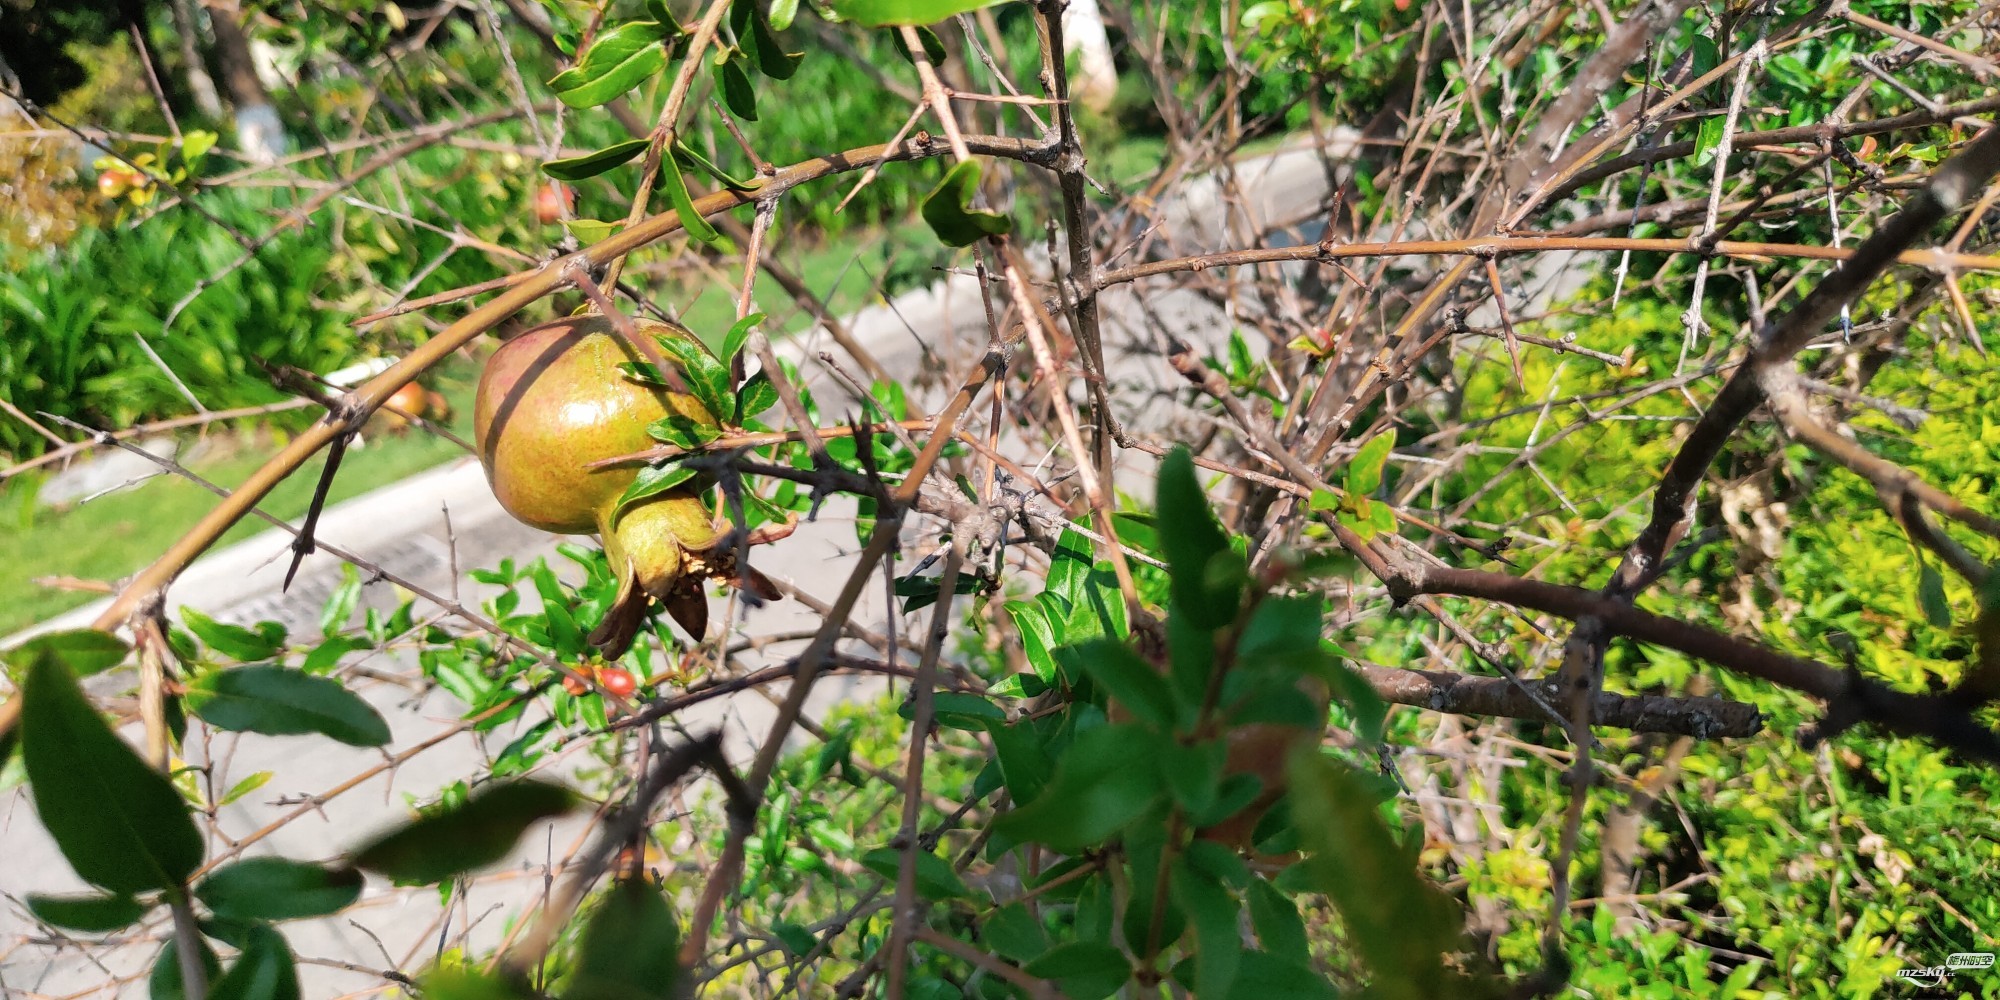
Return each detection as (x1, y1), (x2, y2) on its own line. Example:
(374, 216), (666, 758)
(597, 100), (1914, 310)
(475, 313), (739, 656)
(598, 667), (638, 698)
(534, 182), (574, 224)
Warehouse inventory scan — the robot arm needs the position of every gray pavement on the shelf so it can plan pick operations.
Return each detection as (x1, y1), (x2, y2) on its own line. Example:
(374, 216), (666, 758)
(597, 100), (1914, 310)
(0, 139), (1342, 997)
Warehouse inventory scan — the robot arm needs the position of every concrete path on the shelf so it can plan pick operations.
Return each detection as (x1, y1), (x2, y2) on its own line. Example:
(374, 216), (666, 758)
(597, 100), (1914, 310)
(0, 139), (1342, 997)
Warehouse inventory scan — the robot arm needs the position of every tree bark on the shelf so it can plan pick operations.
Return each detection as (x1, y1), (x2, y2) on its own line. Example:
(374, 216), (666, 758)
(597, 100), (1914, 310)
(202, 0), (282, 162)
(169, 0), (225, 118)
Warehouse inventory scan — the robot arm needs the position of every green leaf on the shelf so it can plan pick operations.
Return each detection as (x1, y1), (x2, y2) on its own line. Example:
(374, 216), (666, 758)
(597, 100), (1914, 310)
(993, 723), (1164, 853)
(1171, 862), (1240, 999)
(542, 138), (651, 181)
(21, 652), (203, 894)
(1307, 488), (1339, 513)
(1073, 639), (1177, 730)
(419, 969), (537, 1000)
(982, 903), (1048, 962)
(186, 666), (392, 747)
(890, 23), (949, 63)
(1003, 600), (1059, 681)
(1159, 737), (1226, 816)
(722, 311), (764, 362)
(319, 565), (362, 638)
(615, 463), (700, 513)
(1219, 951), (1338, 1000)
(27, 892), (148, 932)
(351, 780), (576, 884)
(220, 770), (275, 806)
(1289, 751), (1462, 999)
(920, 160), (1011, 247)
(1693, 114), (1727, 167)
(1156, 447), (1238, 630)
(713, 50), (758, 120)
(151, 937), (223, 1000)
(861, 846), (972, 900)
(770, 920), (819, 957)
(1023, 942), (1131, 1000)
(660, 147), (729, 249)
(1344, 430), (1394, 497)
(657, 332), (735, 422)
(736, 374), (779, 421)
(1918, 563), (1952, 629)
(673, 141), (762, 192)
(548, 21), (670, 108)
(181, 607), (281, 662)
(564, 218), (624, 243)
(768, 0), (799, 29)
(647, 413), (722, 449)
(4, 629), (128, 681)
(180, 130), (218, 161)
(832, 0), (1004, 27)
(1246, 880), (1309, 965)
(568, 879), (683, 1000)
(301, 635), (370, 675)
(197, 858), (363, 922)
(643, 0), (684, 32)
(982, 717), (1053, 805)
(743, 0), (802, 78)
(900, 690), (1004, 731)
(208, 923), (301, 1000)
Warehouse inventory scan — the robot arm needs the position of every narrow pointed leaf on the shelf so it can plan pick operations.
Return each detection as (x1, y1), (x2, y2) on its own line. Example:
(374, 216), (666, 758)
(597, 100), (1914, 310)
(660, 150), (730, 249)
(542, 139), (651, 181)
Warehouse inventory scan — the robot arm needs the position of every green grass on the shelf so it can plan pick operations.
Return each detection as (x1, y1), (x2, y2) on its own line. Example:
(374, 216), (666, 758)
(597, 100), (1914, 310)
(0, 365), (480, 635)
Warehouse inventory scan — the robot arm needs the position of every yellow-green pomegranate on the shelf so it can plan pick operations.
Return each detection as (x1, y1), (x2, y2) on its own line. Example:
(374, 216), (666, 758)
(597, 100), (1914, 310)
(474, 313), (727, 656)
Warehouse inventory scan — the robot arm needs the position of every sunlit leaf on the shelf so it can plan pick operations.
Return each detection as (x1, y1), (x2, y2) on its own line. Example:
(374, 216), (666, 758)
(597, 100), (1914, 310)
(549, 21), (670, 108)
(832, 0), (1004, 28)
